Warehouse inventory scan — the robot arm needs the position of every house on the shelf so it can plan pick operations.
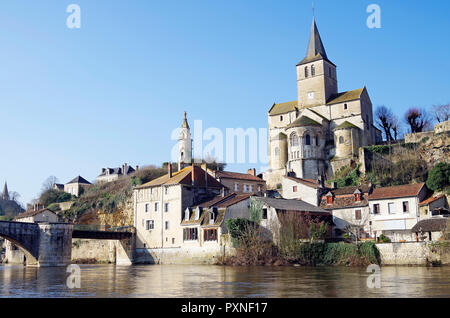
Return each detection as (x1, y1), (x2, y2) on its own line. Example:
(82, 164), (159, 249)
(253, 197), (332, 243)
(208, 168), (266, 195)
(411, 218), (449, 242)
(319, 184), (374, 239)
(368, 183), (428, 242)
(418, 194), (448, 218)
(133, 163), (226, 249)
(281, 175), (327, 206)
(14, 207), (60, 223)
(181, 193), (251, 248)
(96, 163), (138, 184)
(64, 176), (92, 197)
(53, 183), (64, 191)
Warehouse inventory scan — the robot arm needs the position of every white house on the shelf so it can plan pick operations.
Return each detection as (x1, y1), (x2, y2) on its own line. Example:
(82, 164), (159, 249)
(281, 175), (326, 206)
(368, 183), (428, 242)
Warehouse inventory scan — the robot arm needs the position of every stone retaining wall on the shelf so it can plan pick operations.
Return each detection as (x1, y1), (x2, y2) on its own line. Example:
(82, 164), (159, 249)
(71, 239), (116, 263)
(377, 241), (450, 265)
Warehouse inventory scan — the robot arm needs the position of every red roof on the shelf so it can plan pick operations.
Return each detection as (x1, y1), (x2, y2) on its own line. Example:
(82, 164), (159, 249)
(369, 183), (425, 200)
(419, 194), (445, 206)
(215, 170), (265, 182)
(285, 176), (320, 189)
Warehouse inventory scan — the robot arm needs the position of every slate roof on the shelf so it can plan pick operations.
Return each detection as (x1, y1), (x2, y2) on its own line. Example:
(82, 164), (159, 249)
(98, 166), (135, 177)
(330, 185), (373, 196)
(215, 171), (265, 182)
(66, 176), (91, 185)
(136, 165), (225, 189)
(327, 88), (365, 105)
(15, 208), (58, 220)
(411, 218), (449, 233)
(369, 183), (425, 200)
(286, 116), (322, 128)
(268, 101), (298, 116)
(254, 197), (329, 213)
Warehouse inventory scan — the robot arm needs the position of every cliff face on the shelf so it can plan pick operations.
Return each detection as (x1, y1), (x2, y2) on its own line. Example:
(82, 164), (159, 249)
(415, 132), (450, 169)
(77, 196), (134, 227)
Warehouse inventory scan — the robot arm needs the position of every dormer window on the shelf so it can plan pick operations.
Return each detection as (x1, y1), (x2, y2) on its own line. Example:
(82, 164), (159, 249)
(325, 192), (333, 205)
(354, 190), (362, 201)
(195, 207), (201, 220)
(209, 208), (218, 225)
(184, 208), (191, 221)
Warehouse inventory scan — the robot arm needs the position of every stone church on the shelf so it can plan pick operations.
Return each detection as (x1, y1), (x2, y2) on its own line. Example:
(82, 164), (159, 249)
(264, 18), (382, 189)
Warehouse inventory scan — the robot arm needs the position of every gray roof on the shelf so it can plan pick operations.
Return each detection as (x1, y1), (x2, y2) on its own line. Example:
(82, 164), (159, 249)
(98, 166), (135, 177)
(411, 218), (449, 233)
(254, 197), (329, 214)
(66, 176), (91, 185)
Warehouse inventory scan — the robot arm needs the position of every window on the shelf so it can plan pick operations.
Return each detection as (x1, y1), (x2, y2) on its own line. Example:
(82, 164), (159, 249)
(243, 184), (247, 192)
(354, 193), (361, 201)
(344, 103), (348, 110)
(257, 185), (261, 192)
(185, 208), (191, 221)
(305, 134), (311, 145)
(311, 64), (315, 76)
(280, 115), (283, 121)
(146, 220), (154, 230)
(165, 187), (168, 195)
(304, 66), (309, 78)
(183, 228), (198, 241)
(248, 185), (253, 192)
(290, 133), (299, 147)
(274, 147), (279, 156)
(388, 202), (395, 214)
(326, 196), (333, 204)
(316, 136), (319, 146)
(145, 203), (149, 213)
(164, 203), (169, 212)
(373, 204), (380, 214)
(204, 229), (218, 241)
(262, 208), (268, 220)
(339, 136), (344, 144)
(165, 221), (169, 230)
(355, 210), (362, 220)
(234, 183), (239, 192)
(172, 238), (175, 244)
(293, 186), (298, 192)
(308, 92), (314, 100)
(402, 201), (409, 213)
(154, 202), (159, 212)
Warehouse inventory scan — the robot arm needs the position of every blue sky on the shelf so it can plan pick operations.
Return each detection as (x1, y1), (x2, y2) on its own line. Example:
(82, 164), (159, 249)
(1, 0), (449, 205)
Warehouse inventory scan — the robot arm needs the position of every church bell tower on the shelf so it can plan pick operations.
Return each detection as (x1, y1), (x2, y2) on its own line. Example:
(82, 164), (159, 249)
(178, 112), (192, 171)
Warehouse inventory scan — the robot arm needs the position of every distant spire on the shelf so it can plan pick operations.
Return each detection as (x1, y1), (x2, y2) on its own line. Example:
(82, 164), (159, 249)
(305, 16), (327, 59)
(2, 182), (9, 201)
(181, 111), (190, 129)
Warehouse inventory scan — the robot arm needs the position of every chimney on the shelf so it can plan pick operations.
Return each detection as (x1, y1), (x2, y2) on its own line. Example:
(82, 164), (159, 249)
(221, 187), (226, 197)
(247, 168), (256, 176)
(123, 163), (128, 175)
(135, 165), (139, 171)
(168, 163), (173, 178)
(102, 168), (106, 174)
(332, 182), (337, 189)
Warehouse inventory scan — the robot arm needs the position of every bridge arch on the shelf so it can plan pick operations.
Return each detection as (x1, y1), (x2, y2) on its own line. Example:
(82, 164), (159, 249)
(0, 221), (40, 266)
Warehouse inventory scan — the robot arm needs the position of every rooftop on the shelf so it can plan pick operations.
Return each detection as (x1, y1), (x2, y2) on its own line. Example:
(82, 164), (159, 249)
(369, 183), (425, 201)
(254, 197), (329, 214)
(15, 208), (58, 220)
(327, 88), (365, 105)
(66, 176), (91, 185)
(215, 170), (264, 182)
(286, 116), (322, 128)
(411, 218), (449, 233)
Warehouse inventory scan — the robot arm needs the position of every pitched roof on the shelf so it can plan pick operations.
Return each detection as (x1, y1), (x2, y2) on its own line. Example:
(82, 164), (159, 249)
(330, 185), (372, 196)
(419, 194), (445, 207)
(196, 193), (251, 209)
(98, 166), (135, 177)
(215, 170), (265, 182)
(136, 165), (225, 189)
(284, 176), (320, 189)
(297, 18), (335, 67)
(181, 111), (190, 129)
(254, 197), (329, 214)
(369, 183), (425, 200)
(320, 195), (369, 210)
(334, 121), (359, 131)
(66, 176), (91, 185)
(15, 208), (58, 220)
(411, 218), (449, 233)
(268, 101), (298, 116)
(286, 116), (321, 128)
(327, 88), (365, 105)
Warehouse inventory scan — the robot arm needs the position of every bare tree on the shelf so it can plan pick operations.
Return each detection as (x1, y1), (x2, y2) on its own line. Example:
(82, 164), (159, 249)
(41, 176), (59, 193)
(9, 191), (21, 202)
(404, 107), (432, 133)
(340, 209), (371, 244)
(391, 114), (401, 141)
(432, 104), (450, 123)
(375, 105), (395, 142)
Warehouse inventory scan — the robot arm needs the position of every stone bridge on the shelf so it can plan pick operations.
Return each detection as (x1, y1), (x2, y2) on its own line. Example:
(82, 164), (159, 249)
(0, 221), (135, 267)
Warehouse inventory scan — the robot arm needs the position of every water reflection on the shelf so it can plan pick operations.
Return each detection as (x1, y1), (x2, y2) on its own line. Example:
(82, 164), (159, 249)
(0, 264), (449, 298)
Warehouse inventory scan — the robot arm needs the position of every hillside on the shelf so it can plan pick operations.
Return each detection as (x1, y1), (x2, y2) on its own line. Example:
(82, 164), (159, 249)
(0, 199), (24, 220)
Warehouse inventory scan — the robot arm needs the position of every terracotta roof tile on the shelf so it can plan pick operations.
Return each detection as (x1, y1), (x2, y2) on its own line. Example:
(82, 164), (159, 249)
(215, 170), (265, 182)
(369, 183), (425, 200)
(15, 208), (58, 220)
(419, 194), (445, 206)
(285, 176), (320, 189)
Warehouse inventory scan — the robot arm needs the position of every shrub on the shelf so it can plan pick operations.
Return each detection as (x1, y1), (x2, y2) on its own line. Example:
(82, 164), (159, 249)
(426, 162), (450, 192)
(378, 234), (391, 243)
(226, 218), (255, 247)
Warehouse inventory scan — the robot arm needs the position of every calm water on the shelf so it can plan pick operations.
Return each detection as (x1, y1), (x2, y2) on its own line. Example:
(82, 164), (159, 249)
(0, 264), (449, 298)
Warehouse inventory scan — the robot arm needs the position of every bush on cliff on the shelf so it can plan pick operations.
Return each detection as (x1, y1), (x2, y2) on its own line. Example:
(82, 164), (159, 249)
(426, 162), (450, 192)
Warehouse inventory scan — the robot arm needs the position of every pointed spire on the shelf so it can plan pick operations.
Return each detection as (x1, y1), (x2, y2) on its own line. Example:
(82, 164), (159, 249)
(306, 17), (327, 59)
(181, 111), (190, 129)
(2, 182), (9, 201)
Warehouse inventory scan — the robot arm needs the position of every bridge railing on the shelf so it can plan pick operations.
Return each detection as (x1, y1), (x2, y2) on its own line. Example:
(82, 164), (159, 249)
(72, 224), (134, 233)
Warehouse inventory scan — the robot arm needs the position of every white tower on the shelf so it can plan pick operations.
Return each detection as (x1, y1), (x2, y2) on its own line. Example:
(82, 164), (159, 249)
(178, 112), (192, 171)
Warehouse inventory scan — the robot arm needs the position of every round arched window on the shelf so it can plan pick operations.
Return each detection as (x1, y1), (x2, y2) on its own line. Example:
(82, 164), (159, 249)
(305, 134), (311, 145)
(275, 147), (280, 156)
(290, 133), (299, 147)
(339, 136), (344, 144)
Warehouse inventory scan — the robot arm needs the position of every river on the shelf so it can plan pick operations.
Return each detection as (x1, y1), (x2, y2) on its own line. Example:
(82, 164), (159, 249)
(0, 264), (449, 297)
